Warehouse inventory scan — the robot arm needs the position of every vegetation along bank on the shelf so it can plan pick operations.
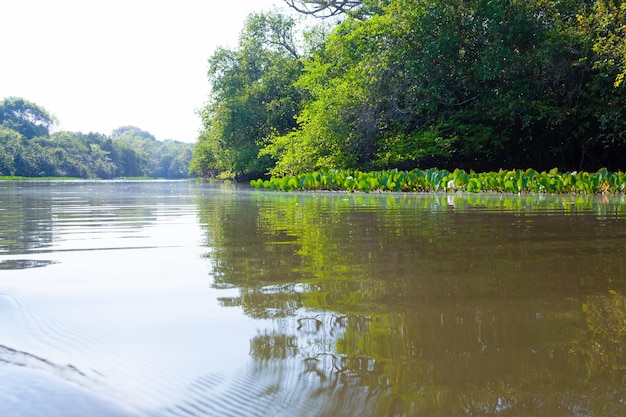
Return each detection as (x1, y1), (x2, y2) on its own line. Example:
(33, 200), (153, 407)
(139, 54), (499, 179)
(250, 168), (626, 194)
(0, 97), (193, 179)
(191, 0), (626, 182)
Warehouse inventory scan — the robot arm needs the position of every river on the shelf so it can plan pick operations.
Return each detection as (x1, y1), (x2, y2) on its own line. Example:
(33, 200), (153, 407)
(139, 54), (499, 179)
(1, 180), (625, 416)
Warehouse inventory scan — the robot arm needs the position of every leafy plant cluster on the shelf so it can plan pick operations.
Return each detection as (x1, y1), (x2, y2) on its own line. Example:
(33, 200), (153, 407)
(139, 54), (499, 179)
(250, 167), (626, 194)
(192, 0), (626, 180)
(0, 98), (193, 179)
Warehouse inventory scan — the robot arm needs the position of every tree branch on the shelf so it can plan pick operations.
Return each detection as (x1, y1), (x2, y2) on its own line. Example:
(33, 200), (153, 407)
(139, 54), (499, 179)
(283, 0), (363, 17)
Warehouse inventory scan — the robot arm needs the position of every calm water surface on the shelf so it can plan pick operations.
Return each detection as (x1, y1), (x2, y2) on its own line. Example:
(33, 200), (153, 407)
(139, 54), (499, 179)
(1, 181), (625, 416)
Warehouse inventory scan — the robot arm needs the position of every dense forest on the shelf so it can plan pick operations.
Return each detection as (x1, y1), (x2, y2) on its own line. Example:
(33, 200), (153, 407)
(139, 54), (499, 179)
(0, 97), (193, 179)
(190, 0), (626, 180)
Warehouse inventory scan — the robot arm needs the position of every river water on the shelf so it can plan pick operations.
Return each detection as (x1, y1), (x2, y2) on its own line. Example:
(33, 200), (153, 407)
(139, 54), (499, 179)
(0, 180), (625, 417)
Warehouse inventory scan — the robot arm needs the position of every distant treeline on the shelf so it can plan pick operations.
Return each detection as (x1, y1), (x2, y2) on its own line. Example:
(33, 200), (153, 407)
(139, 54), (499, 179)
(191, 0), (626, 180)
(0, 97), (193, 179)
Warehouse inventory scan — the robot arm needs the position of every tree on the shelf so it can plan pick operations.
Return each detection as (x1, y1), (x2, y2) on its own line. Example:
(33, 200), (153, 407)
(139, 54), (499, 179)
(32, 133), (91, 177)
(110, 127), (193, 178)
(263, 0), (626, 174)
(189, 130), (219, 178)
(0, 97), (56, 139)
(112, 125), (156, 141)
(0, 126), (24, 175)
(87, 142), (117, 178)
(283, 0), (391, 18)
(283, 0), (364, 17)
(0, 97), (193, 178)
(112, 130), (156, 177)
(191, 12), (305, 179)
(577, 0), (626, 87)
(163, 143), (193, 179)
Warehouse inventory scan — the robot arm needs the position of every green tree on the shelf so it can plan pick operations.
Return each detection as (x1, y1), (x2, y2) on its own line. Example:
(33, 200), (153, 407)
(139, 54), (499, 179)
(152, 140), (193, 179)
(191, 12), (304, 180)
(189, 130), (219, 178)
(164, 144), (193, 179)
(260, 15), (381, 174)
(0, 97), (193, 178)
(578, 0), (626, 87)
(87, 142), (117, 178)
(0, 97), (56, 139)
(112, 125), (156, 141)
(111, 127), (155, 177)
(31, 134), (90, 177)
(264, 0), (626, 174)
(570, 0), (626, 168)
(110, 126), (193, 178)
(0, 126), (24, 176)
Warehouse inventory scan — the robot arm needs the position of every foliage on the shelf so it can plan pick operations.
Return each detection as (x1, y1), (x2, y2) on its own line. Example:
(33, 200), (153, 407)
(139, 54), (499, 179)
(251, 167), (626, 194)
(577, 0), (626, 88)
(0, 126), (24, 176)
(190, 12), (305, 180)
(0, 97), (56, 139)
(0, 102), (193, 179)
(268, 0), (611, 173)
(193, 0), (626, 179)
(112, 125), (156, 141)
(106, 129), (193, 178)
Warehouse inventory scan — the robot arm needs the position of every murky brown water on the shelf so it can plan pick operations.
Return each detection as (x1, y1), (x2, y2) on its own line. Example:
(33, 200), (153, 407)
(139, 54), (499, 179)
(1, 181), (625, 416)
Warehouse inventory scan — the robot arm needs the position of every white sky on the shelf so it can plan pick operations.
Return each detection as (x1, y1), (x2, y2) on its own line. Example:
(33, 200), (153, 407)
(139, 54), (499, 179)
(0, 0), (288, 142)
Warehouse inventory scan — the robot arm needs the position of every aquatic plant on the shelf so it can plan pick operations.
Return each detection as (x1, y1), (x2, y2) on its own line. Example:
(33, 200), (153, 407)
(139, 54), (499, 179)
(250, 168), (626, 194)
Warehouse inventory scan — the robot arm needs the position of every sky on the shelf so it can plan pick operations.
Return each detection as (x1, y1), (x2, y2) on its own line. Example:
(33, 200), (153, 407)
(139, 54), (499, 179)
(0, 0), (288, 143)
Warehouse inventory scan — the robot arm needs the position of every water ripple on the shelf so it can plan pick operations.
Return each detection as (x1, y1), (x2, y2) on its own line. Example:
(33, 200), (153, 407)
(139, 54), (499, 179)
(0, 259), (58, 270)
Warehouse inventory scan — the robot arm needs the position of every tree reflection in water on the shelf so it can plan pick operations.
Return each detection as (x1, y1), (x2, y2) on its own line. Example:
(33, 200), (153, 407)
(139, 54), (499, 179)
(196, 187), (626, 416)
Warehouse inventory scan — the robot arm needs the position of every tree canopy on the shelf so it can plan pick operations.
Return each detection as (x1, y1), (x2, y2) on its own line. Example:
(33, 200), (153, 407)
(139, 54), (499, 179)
(0, 101), (194, 179)
(190, 12), (306, 179)
(193, 0), (626, 179)
(0, 97), (56, 139)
